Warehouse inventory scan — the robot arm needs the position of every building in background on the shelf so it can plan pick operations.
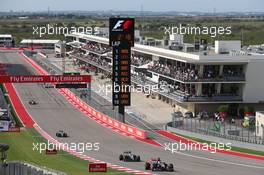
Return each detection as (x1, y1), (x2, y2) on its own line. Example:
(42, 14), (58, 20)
(55, 41), (66, 57)
(65, 33), (264, 115)
(215, 40), (241, 54)
(0, 34), (14, 47)
(20, 39), (60, 49)
(256, 112), (264, 138)
(169, 34), (184, 45)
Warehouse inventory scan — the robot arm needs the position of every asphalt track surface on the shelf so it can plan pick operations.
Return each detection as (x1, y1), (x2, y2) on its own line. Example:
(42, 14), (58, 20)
(31, 54), (172, 144)
(1, 50), (264, 175)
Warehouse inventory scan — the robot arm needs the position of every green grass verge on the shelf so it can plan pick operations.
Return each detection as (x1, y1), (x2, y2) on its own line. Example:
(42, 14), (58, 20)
(172, 132), (264, 156)
(0, 84), (131, 175)
(0, 128), (132, 175)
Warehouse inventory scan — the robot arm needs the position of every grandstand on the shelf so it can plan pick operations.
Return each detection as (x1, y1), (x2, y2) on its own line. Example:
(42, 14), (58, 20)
(64, 32), (264, 114)
(0, 34), (14, 47)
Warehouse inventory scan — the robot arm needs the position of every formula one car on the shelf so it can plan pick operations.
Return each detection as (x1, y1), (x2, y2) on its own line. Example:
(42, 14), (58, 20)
(145, 158), (174, 172)
(119, 151), (141, 162)
(29, 100), (38, 105)
(56, 130), (68, 137)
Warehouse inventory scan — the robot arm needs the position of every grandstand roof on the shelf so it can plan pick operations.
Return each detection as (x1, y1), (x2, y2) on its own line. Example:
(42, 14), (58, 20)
(20, 39), (60, 44)
(66, 33), (264, 64)
(0, 34), (12, 38)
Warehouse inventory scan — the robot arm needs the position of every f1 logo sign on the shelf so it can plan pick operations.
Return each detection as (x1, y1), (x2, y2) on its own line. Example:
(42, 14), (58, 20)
(109, 17), (134, 47)
(112, 20), (124, 31)
(112, 19), (133, 31)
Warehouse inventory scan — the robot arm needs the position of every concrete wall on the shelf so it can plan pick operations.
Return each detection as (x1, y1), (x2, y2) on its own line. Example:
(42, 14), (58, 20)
(244, 60), (264, 103)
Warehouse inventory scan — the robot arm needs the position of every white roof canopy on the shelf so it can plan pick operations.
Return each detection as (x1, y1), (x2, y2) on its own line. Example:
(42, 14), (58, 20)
(66, 33), (264, 64)
(0, 34), (12, 38)
(20, 39), (60, 44)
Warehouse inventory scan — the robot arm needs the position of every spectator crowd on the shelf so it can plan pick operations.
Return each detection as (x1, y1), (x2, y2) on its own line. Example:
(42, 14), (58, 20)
(148, 61), (199, 81)
(131, 54), (152, 67)
(82, 42), (111, 54)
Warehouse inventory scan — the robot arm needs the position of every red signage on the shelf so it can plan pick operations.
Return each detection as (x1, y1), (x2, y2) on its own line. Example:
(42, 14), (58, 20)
(8, 127), (20, 132)
(89, 163), (107, 173)
(0, 75), (91, 83)
(45, 149), (58, 155)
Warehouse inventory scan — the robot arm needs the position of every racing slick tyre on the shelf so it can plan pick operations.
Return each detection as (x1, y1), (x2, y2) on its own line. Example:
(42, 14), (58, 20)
(119, 155), (124, 161)
(152, 163), (157, 171)
(145, 162), (151, 170)
(168, 164), (174, 172)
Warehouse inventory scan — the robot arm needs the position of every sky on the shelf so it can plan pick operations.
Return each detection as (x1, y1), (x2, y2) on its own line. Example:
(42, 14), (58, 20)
(0, 0), (264, 12)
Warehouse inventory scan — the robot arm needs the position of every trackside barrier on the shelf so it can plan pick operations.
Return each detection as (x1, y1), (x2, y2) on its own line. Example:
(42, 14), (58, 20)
(0, 47), (22, 51)
(61, 88), (147, 139)
(0, 161), (67, 175)
(20, 52), (49, 75)
(20, 52), (147, 140)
